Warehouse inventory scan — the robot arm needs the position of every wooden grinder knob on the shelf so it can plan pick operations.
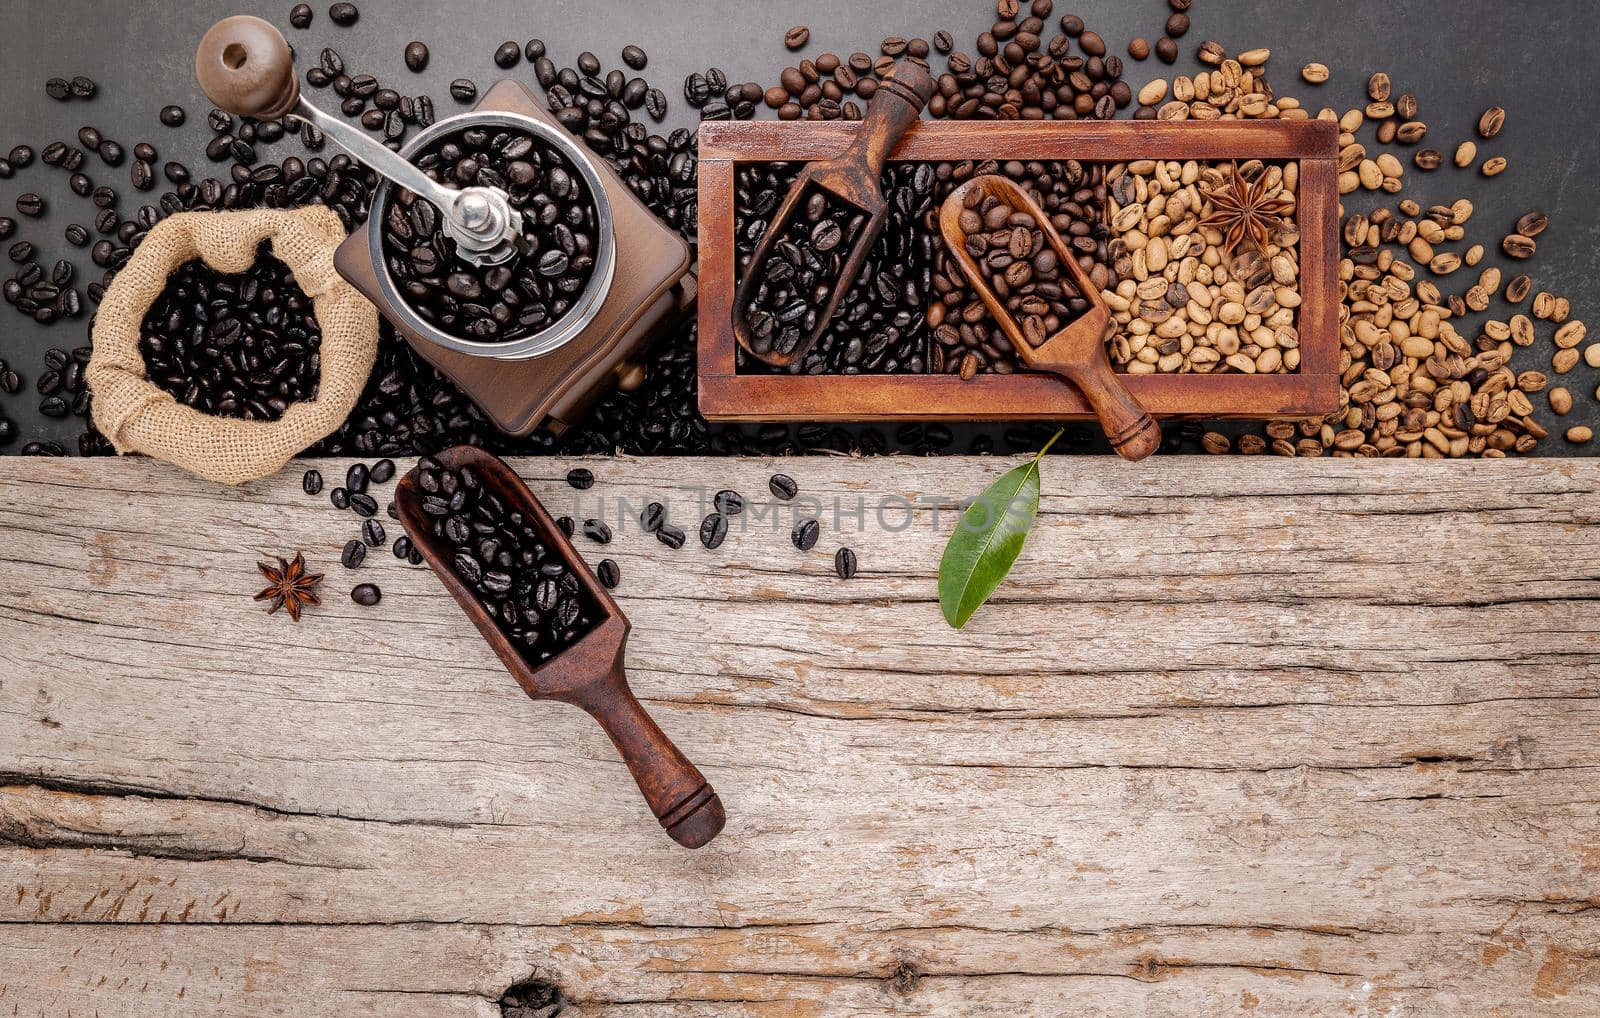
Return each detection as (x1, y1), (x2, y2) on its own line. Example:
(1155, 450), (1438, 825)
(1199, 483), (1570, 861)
(195, 16), (301, 121)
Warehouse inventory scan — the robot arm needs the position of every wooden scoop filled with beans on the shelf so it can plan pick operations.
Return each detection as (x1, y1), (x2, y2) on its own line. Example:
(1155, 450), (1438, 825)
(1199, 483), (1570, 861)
(939, 175), (1160, 461)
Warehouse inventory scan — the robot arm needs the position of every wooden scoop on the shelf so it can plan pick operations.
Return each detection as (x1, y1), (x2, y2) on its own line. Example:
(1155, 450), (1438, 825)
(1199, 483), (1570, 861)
(394, 446), (725, 849)
(939, 175), (1161, 461)
(733, 62), (935, 368)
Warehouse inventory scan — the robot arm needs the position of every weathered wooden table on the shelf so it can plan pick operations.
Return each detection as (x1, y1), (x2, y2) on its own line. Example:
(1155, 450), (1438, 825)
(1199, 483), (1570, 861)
(3, 456), (1599, 1016)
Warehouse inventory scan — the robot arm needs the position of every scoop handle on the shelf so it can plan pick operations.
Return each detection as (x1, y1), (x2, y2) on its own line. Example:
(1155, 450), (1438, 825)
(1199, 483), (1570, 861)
(578, 663), (726, 849)
(195, 16), (301, 121)
(1066, 356), (1163, 461)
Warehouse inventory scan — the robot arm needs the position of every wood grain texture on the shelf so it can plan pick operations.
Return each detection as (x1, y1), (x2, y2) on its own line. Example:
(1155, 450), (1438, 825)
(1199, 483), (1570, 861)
(3, 456), (1600, 1016)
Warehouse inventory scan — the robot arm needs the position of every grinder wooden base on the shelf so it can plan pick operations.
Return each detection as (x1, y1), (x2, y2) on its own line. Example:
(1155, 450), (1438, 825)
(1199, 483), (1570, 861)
(334, 80), (696, 437)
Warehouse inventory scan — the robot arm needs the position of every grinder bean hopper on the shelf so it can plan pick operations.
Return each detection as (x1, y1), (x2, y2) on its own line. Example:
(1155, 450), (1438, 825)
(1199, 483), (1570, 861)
(195, 16), (695, 437)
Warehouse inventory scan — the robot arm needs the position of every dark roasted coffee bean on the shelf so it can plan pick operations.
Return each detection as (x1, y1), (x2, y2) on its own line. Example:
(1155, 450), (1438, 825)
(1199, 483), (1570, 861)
(713, 489), (744, 515)
(393, 535), (413, 560)
(622, 45), (648, 70)
(404, 40), (429, 72)
(342, 539), (367, 569)
(159, 104), (186, 127)
(346, 462), (369, 493)
(330, 487), (351, 509)
(494, 41), (522, 68)
(449, 79), (478, 102)
(329, 2), (359, 26)
(64, 223), (89, 247)
(657, 523), (687, 550)
(71, 76), (97, 99)
(834, 547), (858, 579)
(582, 519), (612, 544)
(791, 518), (820, 552)
(303, 469), (324, 495)
(16, 194), (45, 218)
(785, 26), (811, 50)
(699, 512), (728, 550)
(362, 518), (386, 547)
(640, 502), (666, 532)
(369, 458), (395, 483)
(46, 78), (71, 100)
(567, 467), (595, 489)
(350, 492), (379, 517)
(596, 558), (621, 589)
(769, 473), (798, 500)
(350, 583), (381, 607)
(289, 3), (313, 28)
(555, 515), (575, 537)
(1156, 36), (1179, 64)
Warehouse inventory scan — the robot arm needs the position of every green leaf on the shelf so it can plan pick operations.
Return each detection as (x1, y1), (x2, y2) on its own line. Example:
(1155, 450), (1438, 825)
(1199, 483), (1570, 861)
(938, 430), (1062, 629)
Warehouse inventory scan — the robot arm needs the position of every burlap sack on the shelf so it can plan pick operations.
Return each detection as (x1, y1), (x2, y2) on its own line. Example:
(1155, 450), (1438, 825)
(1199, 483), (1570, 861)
(87, 205), (379, 485)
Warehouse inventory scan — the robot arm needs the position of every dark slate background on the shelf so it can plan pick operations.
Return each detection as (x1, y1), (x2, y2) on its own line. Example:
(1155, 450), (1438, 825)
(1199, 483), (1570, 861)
(2, 0), (1596, 455)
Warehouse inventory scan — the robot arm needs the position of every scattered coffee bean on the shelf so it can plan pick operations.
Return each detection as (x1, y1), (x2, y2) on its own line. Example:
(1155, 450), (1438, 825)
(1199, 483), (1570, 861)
(769, 473), (798, 500)
(622, 45), (648, 70)
(289, 3), (313, 28)
(403, 41), (429, 72)
(370, 458), (395, 483)
(328, 2), (359, 27)
(303, 469), (324, 495)
(834, 547), (858, 579)
(350, 583), (381, 606)
(596, 558), (621, 589)
(791, 518), (820, 552)
(785, 26), (810, 50)
(555, 515), (575, 537)
(1478, 106), (1505, 139)
(16, 194), (45, 218)
(699, 512), (728, 549)
(657, 523), (687, 549)
(713, 489), (743, 515)
(346, 461), (369, 494)
(582, 518), (612, 544)
(567, 467), (595, 490)
(494, 41), (522, 68)
(362, 518), (386, 547)
(449, 79), (478, 103)
(341, 539), (367, 569)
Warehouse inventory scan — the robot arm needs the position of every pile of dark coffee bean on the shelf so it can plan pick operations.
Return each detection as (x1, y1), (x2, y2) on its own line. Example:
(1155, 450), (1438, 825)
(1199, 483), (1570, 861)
(953, 189), (1087, 352)
(383, 127), (600, 342)
(138, 243), (322, 421)
(738, 186), (868, 360)
(735, 162), (935, 375)
(930, 159), (1110, 375)
(733, 158), (1110, 378)
(413, 457), (602, 663)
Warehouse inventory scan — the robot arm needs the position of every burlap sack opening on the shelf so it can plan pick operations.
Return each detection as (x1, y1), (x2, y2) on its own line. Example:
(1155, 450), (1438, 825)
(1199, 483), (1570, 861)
(87, 205), (379, 485)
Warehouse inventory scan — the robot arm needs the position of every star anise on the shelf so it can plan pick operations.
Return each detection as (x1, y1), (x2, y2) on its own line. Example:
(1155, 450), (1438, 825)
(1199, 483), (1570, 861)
(1199, 161), (1296, 256)
(253, 552), (324, 622)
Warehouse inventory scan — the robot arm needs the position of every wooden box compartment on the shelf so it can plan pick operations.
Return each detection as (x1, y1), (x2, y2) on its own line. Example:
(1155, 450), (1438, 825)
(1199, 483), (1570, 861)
(696, 120), (1340, 423)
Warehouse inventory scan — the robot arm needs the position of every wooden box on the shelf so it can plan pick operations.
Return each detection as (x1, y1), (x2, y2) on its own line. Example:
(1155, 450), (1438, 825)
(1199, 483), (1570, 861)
(696, 120), (1340, 423)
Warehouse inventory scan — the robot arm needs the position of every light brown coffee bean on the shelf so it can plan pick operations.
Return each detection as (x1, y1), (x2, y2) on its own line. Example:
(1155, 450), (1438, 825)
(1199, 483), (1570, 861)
(1515, 210), (1548, 237)
(1368, 72), (1391, 102)
(1566, 425), (1593, 445)
(785, 25), (810, 49)
(1201, 431), (1231, 454)
(1553, 348), (1580, 374)
(1505, 274), (1531, 304)
(1502, 234), (1536, 259)
(1478, 106), (1505, 138)
(1454, 141), (1477, 167)
(1302, 63), (1329, 84)
(1549, 387), (1573, 415)
(1482, 156), (1508, 177)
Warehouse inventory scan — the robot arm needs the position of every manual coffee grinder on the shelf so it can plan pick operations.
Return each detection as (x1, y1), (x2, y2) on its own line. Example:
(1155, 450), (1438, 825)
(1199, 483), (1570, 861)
(195, 16), (695, 437)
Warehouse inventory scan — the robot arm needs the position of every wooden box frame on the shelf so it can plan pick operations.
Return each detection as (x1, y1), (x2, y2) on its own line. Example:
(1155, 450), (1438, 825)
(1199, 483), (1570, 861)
(696, 120), (1340, 423)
